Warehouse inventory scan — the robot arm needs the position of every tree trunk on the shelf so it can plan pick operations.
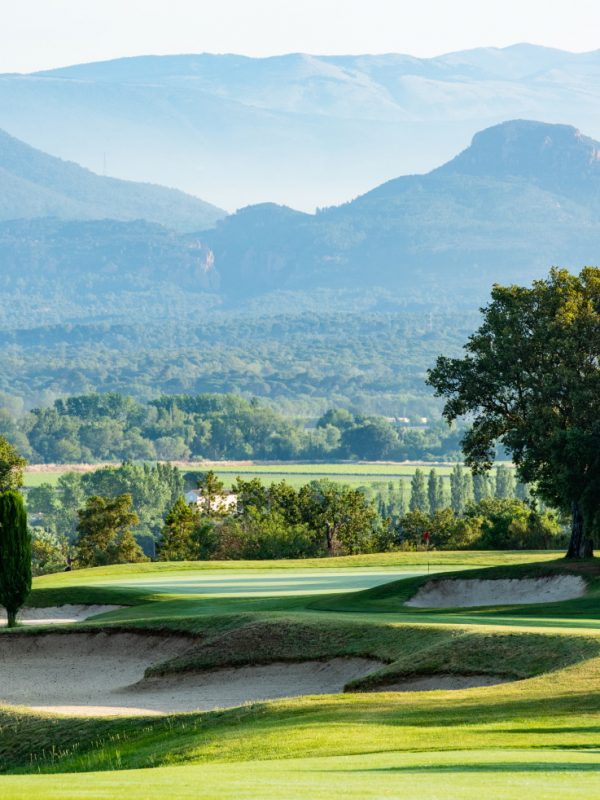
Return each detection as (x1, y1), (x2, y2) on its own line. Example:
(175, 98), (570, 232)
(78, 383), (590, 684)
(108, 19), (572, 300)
(6, 608), (17, 628)
(566, 501), (594, 559)
(326, 523), (334, 556)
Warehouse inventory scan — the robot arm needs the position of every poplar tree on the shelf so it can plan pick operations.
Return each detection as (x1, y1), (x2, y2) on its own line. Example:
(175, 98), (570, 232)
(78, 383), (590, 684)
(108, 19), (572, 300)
(428, 469), (445, 513)
(410, 469), (429, 513)
(495, 465), (516, 499)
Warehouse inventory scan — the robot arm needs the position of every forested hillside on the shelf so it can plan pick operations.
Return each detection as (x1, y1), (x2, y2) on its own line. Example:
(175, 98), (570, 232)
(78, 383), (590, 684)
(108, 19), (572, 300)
(0, 311), (474, 415)
(0, 128), (225, 231)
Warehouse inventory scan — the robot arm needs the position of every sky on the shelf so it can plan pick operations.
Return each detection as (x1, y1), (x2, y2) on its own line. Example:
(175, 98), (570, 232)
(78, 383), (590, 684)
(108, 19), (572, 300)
(1, 0), (600, 73)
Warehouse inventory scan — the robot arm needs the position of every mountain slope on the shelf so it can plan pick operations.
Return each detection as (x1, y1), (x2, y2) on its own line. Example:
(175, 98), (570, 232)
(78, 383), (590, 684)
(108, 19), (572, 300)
(1, 120), (599, 319)
(2, 45), (600, 209)
(0, 128), (226, 231)
(203, 120), (600, 299)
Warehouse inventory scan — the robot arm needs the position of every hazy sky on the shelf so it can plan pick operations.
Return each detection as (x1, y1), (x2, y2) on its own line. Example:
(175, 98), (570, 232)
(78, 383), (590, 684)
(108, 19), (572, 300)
(1, 0), (599, 73)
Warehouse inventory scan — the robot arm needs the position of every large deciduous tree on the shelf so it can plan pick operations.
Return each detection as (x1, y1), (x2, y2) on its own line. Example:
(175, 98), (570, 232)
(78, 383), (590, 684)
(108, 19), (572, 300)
(427, 268), (600, 558)
(0, 491), (31, 626)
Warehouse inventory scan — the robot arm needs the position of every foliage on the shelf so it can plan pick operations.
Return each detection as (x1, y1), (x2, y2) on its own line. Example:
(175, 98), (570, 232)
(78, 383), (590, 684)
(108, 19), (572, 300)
(30, 528), (69, 576)
(395, 499), (565, 551)
(409, 469), (429, 513)
(428, 268), (600, 557)
(157, 497), (219, 561)
(216, 509), (317, 560)
(0, 490), (31, 625)
(0, 435), (26, 492)
(27, 462), (183, 552)
(74, 494), (148, 568)
(5, 391), (469, 464)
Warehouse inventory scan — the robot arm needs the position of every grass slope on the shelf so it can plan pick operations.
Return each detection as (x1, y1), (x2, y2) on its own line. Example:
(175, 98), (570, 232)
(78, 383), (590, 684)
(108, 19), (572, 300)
(1, 555), (599, 798)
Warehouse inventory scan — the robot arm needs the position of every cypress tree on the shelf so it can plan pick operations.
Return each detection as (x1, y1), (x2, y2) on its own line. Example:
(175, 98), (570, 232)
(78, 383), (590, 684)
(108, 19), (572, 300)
(0, 491), (32, 627)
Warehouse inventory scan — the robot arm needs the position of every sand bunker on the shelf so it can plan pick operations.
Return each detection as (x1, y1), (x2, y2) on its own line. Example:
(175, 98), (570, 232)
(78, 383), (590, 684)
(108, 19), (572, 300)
(0, 605), (123, 626)
(363, 674), (510, 692)
(0, 632), (382, 716)
(405, 575), (586, 608)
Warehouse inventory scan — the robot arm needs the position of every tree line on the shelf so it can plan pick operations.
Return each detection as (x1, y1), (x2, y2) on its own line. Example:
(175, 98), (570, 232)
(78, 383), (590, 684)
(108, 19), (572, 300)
(26, 460), (566, 574)
(2, 392), (465, 464)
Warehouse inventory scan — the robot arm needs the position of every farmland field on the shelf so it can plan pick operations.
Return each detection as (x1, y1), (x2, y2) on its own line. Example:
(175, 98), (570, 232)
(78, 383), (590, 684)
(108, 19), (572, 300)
(1, 550), (599, 799)
(24, 460), (515, 490)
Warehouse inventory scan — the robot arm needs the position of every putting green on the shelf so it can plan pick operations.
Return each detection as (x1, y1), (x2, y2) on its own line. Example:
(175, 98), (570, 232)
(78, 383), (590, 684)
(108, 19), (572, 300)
(100, 569), (428, 597)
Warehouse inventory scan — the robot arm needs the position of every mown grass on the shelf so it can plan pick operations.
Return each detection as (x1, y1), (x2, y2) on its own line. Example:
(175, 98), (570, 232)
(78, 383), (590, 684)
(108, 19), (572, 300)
(31, 550), (560, 588)
(1, 555), (599, 798)
(314, 558), (600, 620)
(3, 749), (600, 800)
(1, 619), (599, 776)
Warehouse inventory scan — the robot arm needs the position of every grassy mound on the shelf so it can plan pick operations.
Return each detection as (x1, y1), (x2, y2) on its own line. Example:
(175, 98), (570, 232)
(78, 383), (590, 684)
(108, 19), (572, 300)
(313, 559), (600, 619)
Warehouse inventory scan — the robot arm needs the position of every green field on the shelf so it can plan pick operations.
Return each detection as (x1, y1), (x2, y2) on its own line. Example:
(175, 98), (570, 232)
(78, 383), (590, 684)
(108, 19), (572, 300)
(24, 460), (513, 490)
(1, 550), (598, 799)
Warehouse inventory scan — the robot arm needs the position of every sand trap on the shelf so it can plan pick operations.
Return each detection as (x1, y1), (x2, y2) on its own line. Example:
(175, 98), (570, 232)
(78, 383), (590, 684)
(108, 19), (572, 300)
(0, 605), (124, 626)
(362, 674), (510, 692)
(405, 575), (586, 608)
(0, 632), (382, 716)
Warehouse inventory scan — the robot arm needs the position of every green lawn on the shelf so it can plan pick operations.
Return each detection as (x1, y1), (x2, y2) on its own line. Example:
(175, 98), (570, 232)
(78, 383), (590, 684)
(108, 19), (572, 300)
(1, 551), (598, 799)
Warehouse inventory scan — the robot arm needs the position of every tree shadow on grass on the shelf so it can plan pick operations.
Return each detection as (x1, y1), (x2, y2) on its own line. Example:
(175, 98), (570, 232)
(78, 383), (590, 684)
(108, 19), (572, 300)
(330, 761), (600, 774)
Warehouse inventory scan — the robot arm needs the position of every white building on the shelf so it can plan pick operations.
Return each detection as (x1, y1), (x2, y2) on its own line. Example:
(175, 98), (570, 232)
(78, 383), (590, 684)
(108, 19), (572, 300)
(184, 490), (238, 514)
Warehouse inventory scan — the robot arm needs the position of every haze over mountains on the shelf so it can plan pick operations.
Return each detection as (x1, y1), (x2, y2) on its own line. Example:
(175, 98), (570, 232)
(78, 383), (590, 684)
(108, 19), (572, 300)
(2, 44), (600, 209)
(3, 119), (599, 317)
(0, 128), (225, 231)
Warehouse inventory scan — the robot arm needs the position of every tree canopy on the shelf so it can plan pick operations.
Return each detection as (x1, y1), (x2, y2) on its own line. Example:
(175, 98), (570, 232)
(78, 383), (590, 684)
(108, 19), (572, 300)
(428, 267), (600, 558)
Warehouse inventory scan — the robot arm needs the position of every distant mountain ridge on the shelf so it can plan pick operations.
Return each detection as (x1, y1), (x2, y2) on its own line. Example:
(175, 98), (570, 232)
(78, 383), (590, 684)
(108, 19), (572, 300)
(202, 119), (600, 299)
(1, 119), (599, 319)
(2, 44), (600, 209)
(0, 128), (225, 231)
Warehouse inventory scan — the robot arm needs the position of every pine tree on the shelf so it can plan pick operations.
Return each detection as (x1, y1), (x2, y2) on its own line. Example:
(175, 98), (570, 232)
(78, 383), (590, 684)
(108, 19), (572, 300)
(410, 469), (429, 513)
(75, 494), (147, 567)
(0, 491), (31, 627)
(158, 496), (198, 561)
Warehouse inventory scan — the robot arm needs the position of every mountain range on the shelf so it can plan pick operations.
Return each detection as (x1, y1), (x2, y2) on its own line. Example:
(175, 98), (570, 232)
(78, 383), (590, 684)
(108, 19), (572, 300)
(2, 45), (600, 209)
(2, 118), (599, 318)
(203, 119), (600, 301)
(0, 128), (225, 231)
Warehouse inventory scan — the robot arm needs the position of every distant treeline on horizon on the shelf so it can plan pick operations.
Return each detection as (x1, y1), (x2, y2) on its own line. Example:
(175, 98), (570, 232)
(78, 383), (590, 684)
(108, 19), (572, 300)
(1, 392), (465, 465)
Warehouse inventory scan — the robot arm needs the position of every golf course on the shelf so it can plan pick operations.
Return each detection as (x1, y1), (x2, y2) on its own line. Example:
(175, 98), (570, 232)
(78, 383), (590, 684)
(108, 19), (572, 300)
(1, 549), (599, 798)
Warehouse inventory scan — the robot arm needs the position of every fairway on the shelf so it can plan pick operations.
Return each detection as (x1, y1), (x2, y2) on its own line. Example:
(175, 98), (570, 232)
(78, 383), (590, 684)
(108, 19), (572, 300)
(2, 551), (599, 799)
(3, 749), (600, 800)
